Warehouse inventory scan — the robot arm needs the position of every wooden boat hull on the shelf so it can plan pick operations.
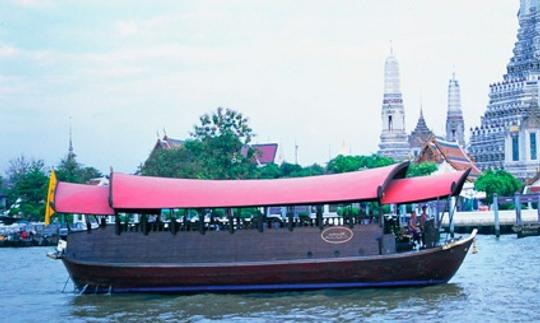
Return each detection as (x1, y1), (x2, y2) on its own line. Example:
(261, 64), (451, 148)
(62, 230), (476, 294)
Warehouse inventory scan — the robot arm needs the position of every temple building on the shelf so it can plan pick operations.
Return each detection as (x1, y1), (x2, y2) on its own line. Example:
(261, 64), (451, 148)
(468, 0), (540, 179)
(417, 137), (481, 179)
(409, 108), (435, 158)
(504, 110), (540, 178)
(378, 49), (410, 161)
(149, 133), (278, 166)
(151, 134), (184, 155)
(377, 49), (476, 170)
(446, 74), (465, 146)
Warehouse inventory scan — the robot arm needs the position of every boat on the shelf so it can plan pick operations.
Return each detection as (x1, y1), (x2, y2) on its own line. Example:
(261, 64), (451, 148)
(48, 161), (476, 293)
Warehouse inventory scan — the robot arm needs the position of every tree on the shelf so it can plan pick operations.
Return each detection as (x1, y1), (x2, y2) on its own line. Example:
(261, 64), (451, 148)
(79, 166), (103, 183)
(56, 150), (80, 182)
(406, 162), (438, 178)
(192, 107), (254, 145)
(6, 155), (32, 183)
(5, 156), (49, 221)
(326, 154), (396, 174)
(256, 163), (282, 179)
(474, 169), (522, 204)
(56, 148), (102, 183)
(326, 155), (361, 173)
(140, 108), (258, 179)
(139, 141), (205, 178)
(288, 163), (325, 177)
(279, 162), (303, 177)
(191, 107), (257, 179)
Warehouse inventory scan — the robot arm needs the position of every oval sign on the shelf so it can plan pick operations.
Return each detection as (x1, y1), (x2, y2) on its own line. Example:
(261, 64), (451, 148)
(321, 226), (354, 244)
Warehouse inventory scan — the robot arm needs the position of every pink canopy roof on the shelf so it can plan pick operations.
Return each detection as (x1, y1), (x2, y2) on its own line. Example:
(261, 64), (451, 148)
(111, 163), (408, 210)
(381, 169), (470, 205)
(53, 182), (114, 215)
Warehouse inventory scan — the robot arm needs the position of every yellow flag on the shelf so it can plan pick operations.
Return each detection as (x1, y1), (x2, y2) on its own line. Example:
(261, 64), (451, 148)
(44, 169), (57, 225)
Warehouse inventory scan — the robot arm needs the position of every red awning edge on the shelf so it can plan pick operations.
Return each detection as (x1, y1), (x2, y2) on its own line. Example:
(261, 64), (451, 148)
(53, 182), (114, 215)
(381, 169), (471, 205)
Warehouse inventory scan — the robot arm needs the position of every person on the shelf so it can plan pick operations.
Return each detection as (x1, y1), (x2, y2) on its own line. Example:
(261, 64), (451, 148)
(420, 206), (428, 228)
(419, 206), (429, 247)
(19, 230), (28, 240)
(407, 211), (421, 246)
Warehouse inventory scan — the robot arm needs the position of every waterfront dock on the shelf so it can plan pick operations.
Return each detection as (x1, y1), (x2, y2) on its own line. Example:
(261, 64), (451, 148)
(441, 210), (539, 234)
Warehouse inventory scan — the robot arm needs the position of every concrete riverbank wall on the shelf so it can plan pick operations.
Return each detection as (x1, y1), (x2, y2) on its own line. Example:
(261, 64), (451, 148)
(440, 210), (540, 234)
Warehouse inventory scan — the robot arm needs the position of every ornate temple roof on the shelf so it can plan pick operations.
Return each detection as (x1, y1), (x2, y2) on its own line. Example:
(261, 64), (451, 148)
(156, 135), (184, 150)
(241, 143), (279, 165)
(409, 109), (434, 149)
(149, 134), (278, 166)
(468, 1), (540, 174)
(417, 138), (481, 178)
(507, 0), (540, 78)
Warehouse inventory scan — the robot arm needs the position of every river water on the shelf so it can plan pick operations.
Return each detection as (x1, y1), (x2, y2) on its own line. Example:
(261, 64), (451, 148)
(1, 234), (539, 322)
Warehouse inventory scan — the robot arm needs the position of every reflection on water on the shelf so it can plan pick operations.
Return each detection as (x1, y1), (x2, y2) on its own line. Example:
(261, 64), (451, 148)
(1, 235), (540, 322)
(70, 285), (466, 321)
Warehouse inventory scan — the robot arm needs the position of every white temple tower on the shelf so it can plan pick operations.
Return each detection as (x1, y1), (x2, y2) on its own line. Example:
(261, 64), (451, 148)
(445, 73), (465, 146)
(378, 49), (410, 161)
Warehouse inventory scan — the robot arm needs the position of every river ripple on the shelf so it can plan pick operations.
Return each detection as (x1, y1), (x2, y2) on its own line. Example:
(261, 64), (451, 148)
(0, 234), (539, 322)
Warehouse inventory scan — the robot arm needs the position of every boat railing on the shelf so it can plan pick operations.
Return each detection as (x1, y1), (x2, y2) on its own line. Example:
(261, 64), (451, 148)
(107, 214), (380, 235)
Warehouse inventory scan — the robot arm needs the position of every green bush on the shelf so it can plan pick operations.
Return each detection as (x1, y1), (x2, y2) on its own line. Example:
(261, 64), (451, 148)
(337, 206), (360, 217)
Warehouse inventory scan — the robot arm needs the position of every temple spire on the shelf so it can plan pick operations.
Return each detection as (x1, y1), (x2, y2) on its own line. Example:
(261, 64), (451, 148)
(378, 48), (410, 161)
(446, 72), (465, 146)
(384, 48), (401, 94)
(447, 73), (462, 113)
(408, 106), (434, 158)
(68, 116), (74, 155)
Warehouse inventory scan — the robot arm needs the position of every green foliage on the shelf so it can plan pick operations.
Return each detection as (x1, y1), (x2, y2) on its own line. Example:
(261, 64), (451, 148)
(279, 162), (303, 177)
(475, 169), (523, 204)
(211, 208), (226, 218)
(256, 163), (325, 179)
(192, 107), (253, 145)
(288, 164), (325, 178)
(192, 107), (257, 179)
(140, 107), (257, 179)
(298, 212), (310, 220)
(139, 141), (204, 178)
(337, 206), (360, 217)
(406, 162), (438, 178)
(56, 150), (103, 183)
(327, 154), (395, 174)
(234, 207), (260, 218)
(256, 163), (282, 179)
(5, 156), (49, 221)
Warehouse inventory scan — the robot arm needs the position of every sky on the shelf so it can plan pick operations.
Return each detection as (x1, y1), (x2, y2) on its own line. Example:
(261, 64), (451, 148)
(0, 0), (519, 174)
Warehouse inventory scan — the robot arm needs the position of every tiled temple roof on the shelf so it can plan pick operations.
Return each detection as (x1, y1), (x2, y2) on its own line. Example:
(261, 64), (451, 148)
(150, 135), (278, 165)
(241, 143), (278, 165)
(418, 138), (481, 178)
(409, 109), (434, 148)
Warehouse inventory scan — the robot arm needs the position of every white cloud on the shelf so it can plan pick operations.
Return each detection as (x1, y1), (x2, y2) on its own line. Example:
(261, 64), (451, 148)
(10, 0), (53, 8)
(115, 20), (139, 36)
(0, 45), (18, 58)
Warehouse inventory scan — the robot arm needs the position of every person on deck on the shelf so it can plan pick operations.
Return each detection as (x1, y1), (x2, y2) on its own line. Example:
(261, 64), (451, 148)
(408, 211), (421, 246)
(420, 206), (428, 228)
(419, 206), (429, 247)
